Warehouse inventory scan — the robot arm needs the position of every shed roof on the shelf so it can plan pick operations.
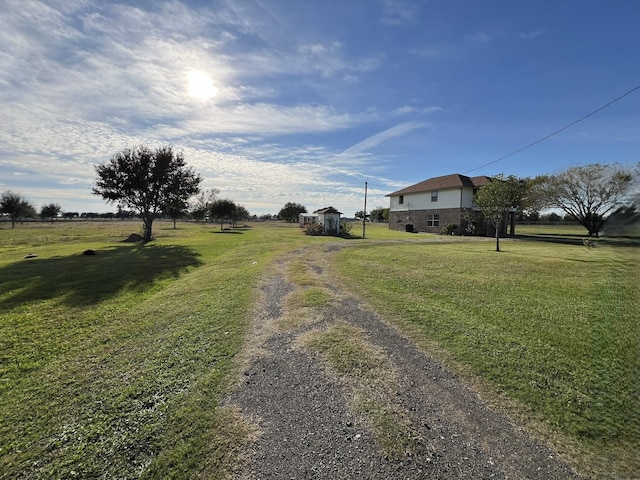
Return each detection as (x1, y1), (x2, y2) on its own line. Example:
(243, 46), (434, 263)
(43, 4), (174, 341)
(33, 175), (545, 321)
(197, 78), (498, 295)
(388, 174), (491, 196)
(314, 206), (342, 214)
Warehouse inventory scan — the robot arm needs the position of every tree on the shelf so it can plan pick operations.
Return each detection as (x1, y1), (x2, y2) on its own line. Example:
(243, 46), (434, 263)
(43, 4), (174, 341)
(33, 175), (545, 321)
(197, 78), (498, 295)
(209, 198), (237, 230)
(278, 202), (306, 222)
(540, 212), (562, 223)
(536, 163), (634, 237)
(230, 204), (250, 227)
(1, 191), (36, 228)
(474, 174), (525, 252)
(40, 203), (61, 223)
(163, 198), (189, 229)
(92, 145), (202, 241)
(354, 210), (367, 221)
(190, 188), (219, 222)
(369, 207), (389, 222)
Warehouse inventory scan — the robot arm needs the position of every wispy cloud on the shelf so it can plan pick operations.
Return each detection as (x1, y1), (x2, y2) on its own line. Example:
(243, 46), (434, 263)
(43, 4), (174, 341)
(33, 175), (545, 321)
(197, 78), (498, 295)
(2, 0), (393, 217)
(519, 30), (542, 40)
(466, 32), (491, 44)
(379, 0), (421, 26)
(409, 46), (443, 58)
(340, 121), (429, 157)
(391, 106), (444, 116)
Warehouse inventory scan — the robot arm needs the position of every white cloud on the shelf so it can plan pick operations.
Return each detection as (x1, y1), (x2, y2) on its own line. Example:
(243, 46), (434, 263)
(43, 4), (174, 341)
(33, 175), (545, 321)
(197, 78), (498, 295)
(466, 32), (491, 44)
(340, 122), (429, 157)
(409, 46), (443, 58)
(519, 30), (542, 40)
(392, 106), (444, 116)
(0, 1), (408, 216)
(379, 0), (420, 26)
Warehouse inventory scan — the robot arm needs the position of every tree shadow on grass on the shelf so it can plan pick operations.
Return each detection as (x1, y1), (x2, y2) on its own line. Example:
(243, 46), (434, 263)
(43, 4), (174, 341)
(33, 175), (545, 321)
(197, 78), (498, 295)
(0, 244), (203, 310)
(514, 234), (587, 246)
(514, 234), (640, 248)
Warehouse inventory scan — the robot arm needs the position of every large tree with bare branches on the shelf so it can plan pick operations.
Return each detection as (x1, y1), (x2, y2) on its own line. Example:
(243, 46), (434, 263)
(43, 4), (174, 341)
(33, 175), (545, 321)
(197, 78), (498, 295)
(535, 163), (634, 237)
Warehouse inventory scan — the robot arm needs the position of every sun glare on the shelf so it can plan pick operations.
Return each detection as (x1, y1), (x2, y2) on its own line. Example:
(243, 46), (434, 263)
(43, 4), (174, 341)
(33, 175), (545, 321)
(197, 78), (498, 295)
(187, 71), (218, 99)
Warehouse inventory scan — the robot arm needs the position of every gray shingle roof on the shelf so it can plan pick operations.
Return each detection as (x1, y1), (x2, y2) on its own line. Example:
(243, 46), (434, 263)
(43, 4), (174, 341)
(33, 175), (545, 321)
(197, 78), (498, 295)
(313, 206), (342, 214)
(388, 174), (491, 196)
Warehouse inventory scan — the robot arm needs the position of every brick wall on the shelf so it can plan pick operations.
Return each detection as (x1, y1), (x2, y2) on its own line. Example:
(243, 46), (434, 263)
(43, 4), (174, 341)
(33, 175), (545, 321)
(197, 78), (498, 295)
(389, 208), (464, 233)
(389, 208), (511, 236)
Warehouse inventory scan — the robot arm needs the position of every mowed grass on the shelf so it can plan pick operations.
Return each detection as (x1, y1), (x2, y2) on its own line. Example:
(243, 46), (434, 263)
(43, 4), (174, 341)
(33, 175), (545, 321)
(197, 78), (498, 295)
(2, 220), (638, 477)
(332, 233), (639, 477)
(0, 220), (337, 479)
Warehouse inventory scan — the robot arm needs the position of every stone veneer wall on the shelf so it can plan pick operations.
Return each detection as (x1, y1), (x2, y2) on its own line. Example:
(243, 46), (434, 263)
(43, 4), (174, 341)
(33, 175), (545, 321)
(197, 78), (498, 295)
(389, 208), (464, 233)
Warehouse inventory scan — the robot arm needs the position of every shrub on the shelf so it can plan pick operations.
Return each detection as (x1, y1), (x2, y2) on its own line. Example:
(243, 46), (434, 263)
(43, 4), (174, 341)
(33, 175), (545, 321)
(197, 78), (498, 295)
(340, 222), (352, 236)
(442, 223), (458, 235)
(303, 223), (324, 236)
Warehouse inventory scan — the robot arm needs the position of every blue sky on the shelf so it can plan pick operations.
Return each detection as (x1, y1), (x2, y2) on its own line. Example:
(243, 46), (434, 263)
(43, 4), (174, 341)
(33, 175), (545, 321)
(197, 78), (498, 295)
(1, 0), (639, 216)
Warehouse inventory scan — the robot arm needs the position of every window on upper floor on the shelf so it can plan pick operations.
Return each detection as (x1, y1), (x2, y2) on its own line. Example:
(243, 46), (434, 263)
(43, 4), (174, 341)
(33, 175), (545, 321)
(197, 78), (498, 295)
(399, 195), (404, 204)
(431, 191), (438, 202)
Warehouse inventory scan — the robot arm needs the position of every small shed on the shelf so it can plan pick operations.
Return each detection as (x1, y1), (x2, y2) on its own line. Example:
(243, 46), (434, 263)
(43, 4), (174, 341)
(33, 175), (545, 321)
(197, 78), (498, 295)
(299, 212), (318, 227)
(314, 206), (342, 235)
(299, 207), (343, 235)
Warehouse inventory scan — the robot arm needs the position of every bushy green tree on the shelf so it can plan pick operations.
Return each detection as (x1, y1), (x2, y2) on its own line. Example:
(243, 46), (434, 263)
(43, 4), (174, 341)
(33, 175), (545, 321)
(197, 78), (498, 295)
(354, 210), (367, 221)
(93, 145), (202, 241)
(209, 198), (237, 230)
(40, 203), (62, 223)
(230, 204), (250, 227)
(278, 202), (306, 222)
(163, 198), (189, 229)
(369, 207), (389, 222)
(1, 191), (36, 228)
(474, 174), (525, 251)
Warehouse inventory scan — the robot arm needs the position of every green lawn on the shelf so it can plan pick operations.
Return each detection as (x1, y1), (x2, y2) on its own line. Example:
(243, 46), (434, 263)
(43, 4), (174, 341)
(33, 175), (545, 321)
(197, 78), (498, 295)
(1, 220), (638, 478)
(332, 231), (639, 477)
(0, 220), (337, 479)
(515, 222), (589, 236)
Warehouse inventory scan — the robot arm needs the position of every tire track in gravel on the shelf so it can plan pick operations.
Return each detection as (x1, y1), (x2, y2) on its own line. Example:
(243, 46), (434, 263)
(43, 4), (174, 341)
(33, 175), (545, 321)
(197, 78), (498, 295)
(225, 245), (583, 479)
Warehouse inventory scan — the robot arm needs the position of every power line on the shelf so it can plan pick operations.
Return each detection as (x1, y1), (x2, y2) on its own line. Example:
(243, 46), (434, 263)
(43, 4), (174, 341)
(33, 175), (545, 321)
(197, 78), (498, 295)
(463, 83), (640, 174)
(365, 183), (391, 207)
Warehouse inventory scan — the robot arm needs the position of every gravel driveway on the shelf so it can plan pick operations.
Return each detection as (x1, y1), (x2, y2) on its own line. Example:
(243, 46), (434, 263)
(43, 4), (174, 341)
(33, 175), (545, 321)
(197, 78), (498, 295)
(225, 245), (583, 479)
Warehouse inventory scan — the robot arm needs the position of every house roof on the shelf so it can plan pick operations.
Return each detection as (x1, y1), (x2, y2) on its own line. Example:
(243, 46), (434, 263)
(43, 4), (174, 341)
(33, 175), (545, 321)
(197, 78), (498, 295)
(387, 174), (491, 196)
(313, 206), (342, 214)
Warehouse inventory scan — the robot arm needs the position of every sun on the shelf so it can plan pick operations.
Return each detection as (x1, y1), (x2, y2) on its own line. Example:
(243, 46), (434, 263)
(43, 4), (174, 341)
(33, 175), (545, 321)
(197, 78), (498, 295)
(187, 71), (218, 99)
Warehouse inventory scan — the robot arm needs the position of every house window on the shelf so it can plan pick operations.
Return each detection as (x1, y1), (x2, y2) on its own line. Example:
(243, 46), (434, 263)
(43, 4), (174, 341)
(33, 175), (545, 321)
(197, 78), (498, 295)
(427, 214), (440, 227)
(431, 191), (438, 202)
(399, 195), (404, 205)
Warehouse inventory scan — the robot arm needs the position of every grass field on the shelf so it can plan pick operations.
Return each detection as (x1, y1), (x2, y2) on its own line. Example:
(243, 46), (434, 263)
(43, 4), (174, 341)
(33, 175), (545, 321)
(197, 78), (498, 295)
(1, 220), (638, 478)
(333, 224), (639, 477)
(0, 220), (339, 479)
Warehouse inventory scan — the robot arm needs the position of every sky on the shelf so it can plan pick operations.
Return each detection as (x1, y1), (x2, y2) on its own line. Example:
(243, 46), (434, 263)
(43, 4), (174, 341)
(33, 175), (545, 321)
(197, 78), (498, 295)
(1, 0), (639, 217)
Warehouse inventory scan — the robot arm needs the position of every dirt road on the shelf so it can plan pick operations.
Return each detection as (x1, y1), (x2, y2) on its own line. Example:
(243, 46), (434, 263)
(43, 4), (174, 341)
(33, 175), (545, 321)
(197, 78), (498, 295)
(226, 245), (582, 479)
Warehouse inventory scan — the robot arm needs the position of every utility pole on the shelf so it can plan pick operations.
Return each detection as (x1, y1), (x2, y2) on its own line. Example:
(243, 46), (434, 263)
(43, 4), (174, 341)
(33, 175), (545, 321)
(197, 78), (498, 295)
(362, 181), (368, 238)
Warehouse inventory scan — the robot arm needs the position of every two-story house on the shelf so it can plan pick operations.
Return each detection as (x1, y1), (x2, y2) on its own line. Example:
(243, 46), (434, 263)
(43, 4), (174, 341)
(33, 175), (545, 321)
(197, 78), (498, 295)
(387, 173), (495, 234)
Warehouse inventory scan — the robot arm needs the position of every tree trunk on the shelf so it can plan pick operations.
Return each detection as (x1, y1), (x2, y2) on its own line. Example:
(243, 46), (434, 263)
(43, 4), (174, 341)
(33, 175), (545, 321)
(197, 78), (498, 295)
(143, 214), (153, 242)
(495, 230), (500, 252)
